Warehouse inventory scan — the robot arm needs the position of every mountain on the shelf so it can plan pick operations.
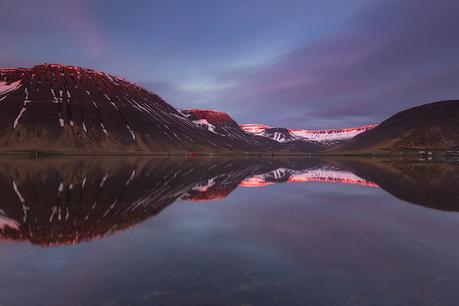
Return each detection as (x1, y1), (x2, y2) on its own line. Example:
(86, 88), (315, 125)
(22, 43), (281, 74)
(241, 123), (376, 146)
(180, 109), (277, 148)
(181, 109), (328, 152)
(0, 64), (283, 154)
(4, 64), (455, 155)
(334, 100), (459, 153)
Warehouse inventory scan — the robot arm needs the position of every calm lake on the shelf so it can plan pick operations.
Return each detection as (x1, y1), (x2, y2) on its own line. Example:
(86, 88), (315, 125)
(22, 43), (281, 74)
(0, 157), (458, 306)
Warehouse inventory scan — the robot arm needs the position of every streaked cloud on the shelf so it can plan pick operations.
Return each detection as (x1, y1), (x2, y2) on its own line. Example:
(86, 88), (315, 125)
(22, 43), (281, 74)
(2, 0), (458, 128)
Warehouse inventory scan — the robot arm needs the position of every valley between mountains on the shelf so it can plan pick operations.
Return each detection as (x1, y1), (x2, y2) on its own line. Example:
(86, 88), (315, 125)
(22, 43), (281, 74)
(1, 64), (458, 155)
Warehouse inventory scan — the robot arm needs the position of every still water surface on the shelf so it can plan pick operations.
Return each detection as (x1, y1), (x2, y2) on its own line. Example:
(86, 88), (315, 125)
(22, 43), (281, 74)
(0, 157), (458, 306)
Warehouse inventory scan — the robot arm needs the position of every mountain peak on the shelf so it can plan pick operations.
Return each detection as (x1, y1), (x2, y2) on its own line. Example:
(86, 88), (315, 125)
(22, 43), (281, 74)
(180, 109), (243, 136)
(182, 109), (235, 123)
(0, 64), (281, 153)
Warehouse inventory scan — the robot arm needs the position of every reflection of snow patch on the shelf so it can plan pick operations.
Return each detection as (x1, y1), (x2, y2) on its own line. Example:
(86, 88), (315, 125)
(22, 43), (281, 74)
(125, 170), (136, 186)
(240, 177), (274, 187)
(12, 181), (25, 203)
(241, 168), (378, 188)
(58, 182), (64, 197)
(99, 175), (109, 188)
(0, 215), (19, 231)
(13, 180), (29, 223)
(192, 177), (216, 192)
(272, 168), (290, 179)
(288, 169), (373, 185)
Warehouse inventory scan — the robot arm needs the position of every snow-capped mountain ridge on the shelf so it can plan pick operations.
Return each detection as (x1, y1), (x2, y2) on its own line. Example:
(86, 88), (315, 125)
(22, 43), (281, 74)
(241, 123), (377, 143)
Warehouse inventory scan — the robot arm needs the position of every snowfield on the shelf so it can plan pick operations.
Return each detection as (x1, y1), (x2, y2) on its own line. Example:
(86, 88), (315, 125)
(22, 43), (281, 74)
(241, 123), (377, 143)
(0, 80), (21, 97)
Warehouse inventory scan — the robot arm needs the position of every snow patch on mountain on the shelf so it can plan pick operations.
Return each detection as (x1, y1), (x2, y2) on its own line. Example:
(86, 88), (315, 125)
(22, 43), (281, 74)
(272, 132), (289, 142)
(0, 80), (21, 97)
(193, 119), (218, 133)
(289, 125), (377, 142)
(240, 124), (270, 136)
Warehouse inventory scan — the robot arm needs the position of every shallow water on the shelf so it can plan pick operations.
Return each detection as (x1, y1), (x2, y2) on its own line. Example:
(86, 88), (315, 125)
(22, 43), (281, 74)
(0, 157), (458, 306)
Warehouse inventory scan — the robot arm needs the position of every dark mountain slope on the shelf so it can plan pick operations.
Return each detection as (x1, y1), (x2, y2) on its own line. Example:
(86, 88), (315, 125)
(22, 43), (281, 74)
(334, 100), (459, 153)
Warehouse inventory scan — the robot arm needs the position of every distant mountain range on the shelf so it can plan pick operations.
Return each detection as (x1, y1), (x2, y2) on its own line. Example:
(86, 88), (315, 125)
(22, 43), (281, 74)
(240, 123), (376, 144)
(1, 64), (458, 154)
(181, 109), (329, 152)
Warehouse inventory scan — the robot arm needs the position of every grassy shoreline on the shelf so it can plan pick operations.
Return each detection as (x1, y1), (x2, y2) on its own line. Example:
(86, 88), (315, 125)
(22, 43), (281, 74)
(0, 149), (457, 158)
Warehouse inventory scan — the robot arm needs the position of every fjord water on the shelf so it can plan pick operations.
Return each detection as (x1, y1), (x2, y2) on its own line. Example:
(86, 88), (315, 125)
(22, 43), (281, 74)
(0, 157), (459, 306)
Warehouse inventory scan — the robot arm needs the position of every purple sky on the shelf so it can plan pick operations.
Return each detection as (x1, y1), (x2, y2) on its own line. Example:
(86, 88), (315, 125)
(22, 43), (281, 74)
(2, 0), (459, 128)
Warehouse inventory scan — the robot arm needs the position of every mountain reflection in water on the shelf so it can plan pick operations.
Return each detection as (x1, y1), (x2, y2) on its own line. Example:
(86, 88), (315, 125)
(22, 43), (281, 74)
(0, 156), (458, 247)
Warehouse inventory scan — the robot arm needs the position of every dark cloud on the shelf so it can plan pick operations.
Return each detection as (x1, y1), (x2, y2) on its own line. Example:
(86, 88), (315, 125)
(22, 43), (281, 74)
(178, 0), (459, 128)
(199, 0), (459, 128)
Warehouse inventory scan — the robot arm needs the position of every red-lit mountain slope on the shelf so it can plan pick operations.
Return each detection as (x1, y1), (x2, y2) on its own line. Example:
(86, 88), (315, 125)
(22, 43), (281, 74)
(0, 64), (282, 154)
